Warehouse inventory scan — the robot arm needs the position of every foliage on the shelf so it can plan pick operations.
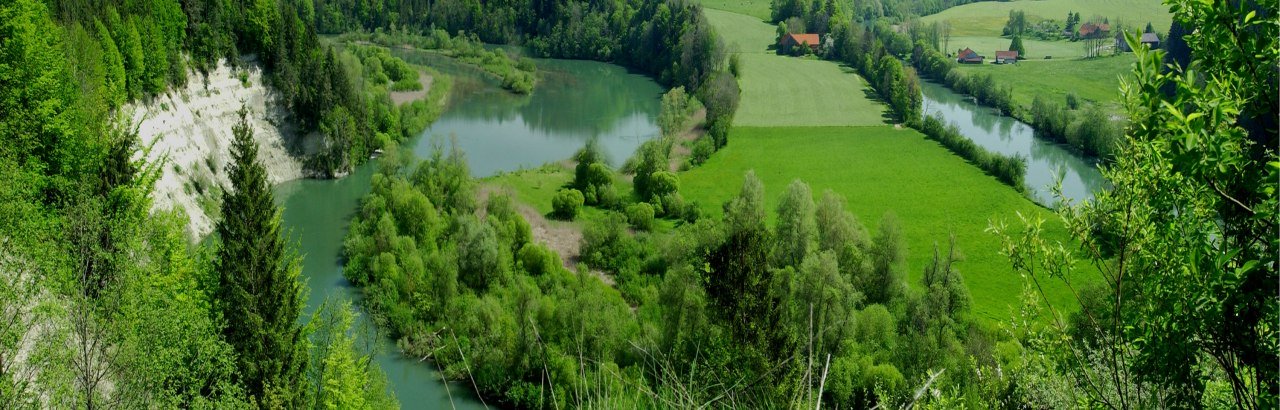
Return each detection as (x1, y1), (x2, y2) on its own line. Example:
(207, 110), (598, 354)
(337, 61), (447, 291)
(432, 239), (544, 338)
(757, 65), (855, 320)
(308, 300), (399, 410)
(626, 202), (656, 231)
(1028, 94), (1123, 159)
(1008, 35), (1025, 58)
(572, 140), (616, 207)
(772, 179), (815, 268)
(630, 138), (674, 202)
(213, 108), (308, 406)
(343, 30), (536, 94)
(918, 115), (1027, 190)
(1002, 10), (1027, 36)
(551, 188), (584, 220)
(657, 86), (695, 137)
(991, 1), (1278, 407)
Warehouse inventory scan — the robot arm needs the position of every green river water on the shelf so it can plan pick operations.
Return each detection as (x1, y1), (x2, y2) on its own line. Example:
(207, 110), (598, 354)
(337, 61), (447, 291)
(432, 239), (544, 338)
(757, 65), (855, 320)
(274, 55), (662, 408)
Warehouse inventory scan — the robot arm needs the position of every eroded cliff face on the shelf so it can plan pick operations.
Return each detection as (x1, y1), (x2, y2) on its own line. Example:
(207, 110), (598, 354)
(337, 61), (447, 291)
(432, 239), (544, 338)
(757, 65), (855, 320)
(129, 60), (304, 239)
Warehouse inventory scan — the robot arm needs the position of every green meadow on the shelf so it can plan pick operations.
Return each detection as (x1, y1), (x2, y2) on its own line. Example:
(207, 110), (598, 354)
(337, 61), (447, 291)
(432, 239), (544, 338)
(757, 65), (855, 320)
(734, 54), (890, 126)
(704, 9), (890, 127)
(704, 8), (775, 54)
(922, 0), (1173, 37)
(698, 0), (772, 21)
(952, 54), (1136, 113)
(946, 35), (1089, 59)
(680, 126), (1083, 321)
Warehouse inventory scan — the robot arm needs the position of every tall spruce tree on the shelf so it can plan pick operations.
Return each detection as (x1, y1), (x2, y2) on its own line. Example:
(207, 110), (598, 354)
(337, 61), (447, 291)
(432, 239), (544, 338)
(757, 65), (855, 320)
(214, 107), (308, 406)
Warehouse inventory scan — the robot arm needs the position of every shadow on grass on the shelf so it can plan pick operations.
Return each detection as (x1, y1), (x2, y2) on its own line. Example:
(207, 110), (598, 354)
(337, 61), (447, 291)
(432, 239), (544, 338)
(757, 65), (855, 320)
(835, 63), (897, 125)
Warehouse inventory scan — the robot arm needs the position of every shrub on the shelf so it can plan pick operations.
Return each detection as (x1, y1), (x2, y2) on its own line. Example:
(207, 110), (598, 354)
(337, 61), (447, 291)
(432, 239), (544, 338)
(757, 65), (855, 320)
(595, 183), (620, 209)
(552, 188), (584, 220)
(581, 212), (640, 273)
(648, 171), (680, 199)
(689, 137), (715, 166)
(517, 242), (560, 276)
(574, 140), (605, 189)
(658, 192), (686, 219)
(626, 203), (655, 231)
(391, 77), (423, 91)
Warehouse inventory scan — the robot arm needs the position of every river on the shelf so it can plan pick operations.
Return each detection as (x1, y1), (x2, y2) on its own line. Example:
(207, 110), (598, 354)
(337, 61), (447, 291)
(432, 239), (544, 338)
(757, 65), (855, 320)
(274, 54), (662, 408)
(919, 80), (1106, 206)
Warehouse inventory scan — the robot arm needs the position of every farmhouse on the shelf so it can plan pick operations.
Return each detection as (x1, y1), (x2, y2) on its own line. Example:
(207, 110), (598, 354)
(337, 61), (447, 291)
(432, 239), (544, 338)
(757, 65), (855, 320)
(1140, 32), (1160, 48)
(779, 33), (821, 53)
(956, 48), (984, 64)
(994, 50), (1019, 64)
(1078, 22), (1111, 38)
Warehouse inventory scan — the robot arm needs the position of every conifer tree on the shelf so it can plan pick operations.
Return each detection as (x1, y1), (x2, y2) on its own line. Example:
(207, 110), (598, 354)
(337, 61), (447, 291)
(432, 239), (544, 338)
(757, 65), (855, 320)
(214, 107), (308, 406)
(1008, 35), (1026, 58)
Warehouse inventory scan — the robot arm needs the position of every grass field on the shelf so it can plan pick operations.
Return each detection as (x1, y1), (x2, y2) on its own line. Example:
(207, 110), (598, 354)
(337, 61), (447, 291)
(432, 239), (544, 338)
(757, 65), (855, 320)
(947, 35), (1089, 59)
(953, 54), (1135, 112)
(922, 0), (1173, 37)
(735, 54), (890, 126)
(699, 0), (772, 21)
(705, 8), (775, 54)
(681, 126), (1083, 321)
(704, 9), (890, 127)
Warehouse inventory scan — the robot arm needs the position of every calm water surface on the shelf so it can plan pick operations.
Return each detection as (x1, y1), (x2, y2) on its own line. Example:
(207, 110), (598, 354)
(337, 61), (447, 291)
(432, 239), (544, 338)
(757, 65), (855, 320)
(275, 54), (662, 409)
(919, 81), (1106, 205)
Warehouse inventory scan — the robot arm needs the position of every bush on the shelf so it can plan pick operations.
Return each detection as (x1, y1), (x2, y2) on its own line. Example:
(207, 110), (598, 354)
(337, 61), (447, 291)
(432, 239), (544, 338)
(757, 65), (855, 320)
(552, 189), (584, 220)
(689, 137), (715, 166)
(595, 183), (620, 209)
(658, 192), (686, 219)
(517, 242), (560, 276)
(625, 203), (655, 231)
(648, 171), (680, 199)
(581, 212), (640, 273)
(390, 77), (423, 91)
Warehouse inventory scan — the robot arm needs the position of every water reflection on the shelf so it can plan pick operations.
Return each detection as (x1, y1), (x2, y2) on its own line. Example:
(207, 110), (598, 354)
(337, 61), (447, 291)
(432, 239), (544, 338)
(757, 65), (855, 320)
(392, 49), (663, 175)
(919, 81), (1106, 205)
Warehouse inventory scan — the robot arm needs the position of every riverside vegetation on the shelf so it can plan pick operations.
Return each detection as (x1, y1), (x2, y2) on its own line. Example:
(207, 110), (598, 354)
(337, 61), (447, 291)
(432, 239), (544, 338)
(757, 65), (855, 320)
(342, 0), (1275, 406)
(1, 0), (1275, 408)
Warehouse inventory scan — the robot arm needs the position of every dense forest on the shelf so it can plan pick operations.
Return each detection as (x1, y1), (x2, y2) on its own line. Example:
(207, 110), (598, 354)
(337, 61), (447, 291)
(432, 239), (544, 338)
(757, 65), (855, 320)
(0, 0), (428, 405)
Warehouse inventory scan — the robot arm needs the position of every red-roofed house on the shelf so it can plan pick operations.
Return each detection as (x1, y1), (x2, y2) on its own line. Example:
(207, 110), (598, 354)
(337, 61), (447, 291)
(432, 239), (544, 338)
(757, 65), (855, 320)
(956, 48), (984, 64)
(995, 50), (1019, 64)
(780, 33), (822, 54)
(1078, 22), (1111, 38)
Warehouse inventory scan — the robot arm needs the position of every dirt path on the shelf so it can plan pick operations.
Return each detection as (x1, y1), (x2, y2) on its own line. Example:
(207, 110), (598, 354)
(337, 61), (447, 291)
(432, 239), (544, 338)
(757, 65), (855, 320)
(390, 70), (434, 106)
(475, 185), (615, 286)
(668, 108), (708, 171)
